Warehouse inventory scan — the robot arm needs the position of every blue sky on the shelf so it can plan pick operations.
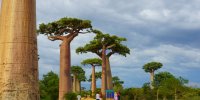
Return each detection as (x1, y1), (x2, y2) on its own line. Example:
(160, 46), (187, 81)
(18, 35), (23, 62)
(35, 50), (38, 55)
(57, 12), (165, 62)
(32, 0), (200, 88)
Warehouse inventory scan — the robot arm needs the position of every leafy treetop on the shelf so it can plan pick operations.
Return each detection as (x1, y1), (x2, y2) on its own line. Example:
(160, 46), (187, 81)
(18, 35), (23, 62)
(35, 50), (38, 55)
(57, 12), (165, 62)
(154, 71), (175, 86)
(81, 58), (102, 66)
(112, 76), (124, 86)
(154, 71), (188, 87)
(76, 29), (130, 57)
(40, 71), (59, 100)
(37, 17), (92, 41)
(71, 66), (86, 82)
(143, 62), (163, 73)
(88, 71), (102, 82)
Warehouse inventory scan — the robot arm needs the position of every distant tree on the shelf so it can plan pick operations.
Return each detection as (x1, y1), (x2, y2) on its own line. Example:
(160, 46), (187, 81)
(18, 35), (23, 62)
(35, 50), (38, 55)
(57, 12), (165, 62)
(143, 62), (163, 89)
(142, 83), (154, 100)
(112, 76), (124, 92)
(178, 76), (189, 85)
(71, 66), (86, 93)
(38, 17), (92, 99)
(154, 71), (175, 100)
(39, 71), (59, 100)
(88, 71), (102, 82)
(76, 30), (130, 98)
(81, 58), (102, 96)
(154, 71), (175, 86)
(154, 71), (188, 100)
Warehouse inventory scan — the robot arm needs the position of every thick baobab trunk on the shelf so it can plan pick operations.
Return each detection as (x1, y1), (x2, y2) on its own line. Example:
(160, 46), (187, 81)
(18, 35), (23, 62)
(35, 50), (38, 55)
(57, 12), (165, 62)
(150, 71), (154, 89)
(101, 46), (107, 99)
(0, 0), (39, 99)
(77, 81), (81, 93)
(75, 78), (80, 93)
(0, 0), (1, 13)
(91, 65), (96, 96)
(73, 75), (76, 92)
(106, 57), (113, 90)
(59, 41), (72, 100)
(73, 75), (80, 93)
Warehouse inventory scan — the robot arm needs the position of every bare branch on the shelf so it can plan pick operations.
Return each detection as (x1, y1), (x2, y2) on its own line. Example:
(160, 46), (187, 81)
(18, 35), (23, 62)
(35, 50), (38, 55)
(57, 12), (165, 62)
(48, 36), (64, 41)
(68, 32), (78, 42)
(106, 44), (116, 49)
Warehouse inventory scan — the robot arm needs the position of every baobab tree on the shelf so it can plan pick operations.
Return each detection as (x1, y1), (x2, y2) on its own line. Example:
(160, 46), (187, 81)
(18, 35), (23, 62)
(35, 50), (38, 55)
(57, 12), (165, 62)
(71, 66), (86, 93)
(81, 58), (102, 96)
(76, 30), (129, 98)
(143, 62), (163, 89)
(105, 37), (130, 90)
(38, 17), (92, 100)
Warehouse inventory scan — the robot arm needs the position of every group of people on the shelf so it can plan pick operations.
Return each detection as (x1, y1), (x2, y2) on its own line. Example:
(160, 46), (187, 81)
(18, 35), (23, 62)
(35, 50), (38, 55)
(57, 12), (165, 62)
(96, 92), (120, 100)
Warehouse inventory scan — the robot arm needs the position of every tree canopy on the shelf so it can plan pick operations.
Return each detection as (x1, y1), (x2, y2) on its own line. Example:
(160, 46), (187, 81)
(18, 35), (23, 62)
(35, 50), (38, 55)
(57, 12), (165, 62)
(81, 58), (102, 66)
(88, 71), (102, 82)
(39, 71), (59, 100)
(143, 62), (163, 72)
(112, 76), (124, 86)
(71, 66), (86, 82)
(154, 71), (175, 86)
(76, 29), (130, 57)
(37, 17), (92, 41)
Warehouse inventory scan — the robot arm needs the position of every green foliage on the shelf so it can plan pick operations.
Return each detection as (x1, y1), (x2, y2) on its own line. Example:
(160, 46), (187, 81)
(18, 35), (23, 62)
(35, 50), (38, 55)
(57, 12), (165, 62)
(154, 71), (190, 100)
(112, 76), (124, 92)
(81, 58), (102, 66)
(64, 92), (77, 100)
(112, 76), (124, 86)
(38, 17), (92, 36)
(88, 71), (102, 82)
(154, 71), (175, 86)
(142, 83), (155, 100)
(71, 66), (86, 81)
(143, 62), (163, 73)
(80, 90), (90, 98)
(121, 88), (144, 100)
(76, 30), (130, 57)
(178, 76), (189, 85)
(39, 71), (59, 100)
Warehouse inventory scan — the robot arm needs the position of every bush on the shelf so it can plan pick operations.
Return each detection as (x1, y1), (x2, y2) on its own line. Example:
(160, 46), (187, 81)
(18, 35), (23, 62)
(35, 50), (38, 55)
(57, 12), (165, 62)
(64, 92), (77, 100)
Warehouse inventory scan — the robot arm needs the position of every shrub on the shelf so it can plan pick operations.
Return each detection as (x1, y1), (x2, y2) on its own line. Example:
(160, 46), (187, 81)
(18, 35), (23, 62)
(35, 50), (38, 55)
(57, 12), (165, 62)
(64, 92), (77, 100)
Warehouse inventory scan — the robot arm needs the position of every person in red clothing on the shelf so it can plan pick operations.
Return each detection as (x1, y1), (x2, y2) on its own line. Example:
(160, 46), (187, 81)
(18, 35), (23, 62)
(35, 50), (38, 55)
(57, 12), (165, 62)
(117, 92), (120, 100)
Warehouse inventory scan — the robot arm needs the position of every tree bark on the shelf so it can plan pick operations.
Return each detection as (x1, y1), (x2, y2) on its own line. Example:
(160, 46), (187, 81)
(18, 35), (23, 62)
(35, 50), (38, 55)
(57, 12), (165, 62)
(175, 88), (177, 100)
(157, 89), (159, 100)
(72, 75), (80, 93)
(77, 81), (81, 93)
(91, 65), (96, 96)
(150, 71), (154, 89)
(101, 46), (107, 99)
(106, 57), (113, 90)
(75, 79), (80, 93)
(163, 96), (167, 100)
(0, 0), (39, 99)
(59, 40), (72, 100)
(73, 75), (76, 92)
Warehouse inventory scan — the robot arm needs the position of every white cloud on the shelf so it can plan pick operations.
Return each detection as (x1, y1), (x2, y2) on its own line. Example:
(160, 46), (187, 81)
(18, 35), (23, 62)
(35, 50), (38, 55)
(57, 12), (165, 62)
(187, 82), (200, 88)
(109, 44), (200, 70)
